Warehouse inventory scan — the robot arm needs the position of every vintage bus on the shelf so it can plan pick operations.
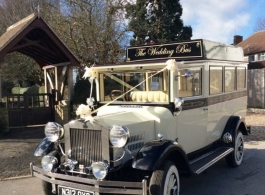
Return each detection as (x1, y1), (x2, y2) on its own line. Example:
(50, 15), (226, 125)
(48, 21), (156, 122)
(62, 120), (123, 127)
(31, 39), (248, 195)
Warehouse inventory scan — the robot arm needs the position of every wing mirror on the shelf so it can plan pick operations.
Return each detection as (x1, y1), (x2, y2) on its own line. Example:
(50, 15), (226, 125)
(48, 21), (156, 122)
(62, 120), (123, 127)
(174, 97), (184, 110)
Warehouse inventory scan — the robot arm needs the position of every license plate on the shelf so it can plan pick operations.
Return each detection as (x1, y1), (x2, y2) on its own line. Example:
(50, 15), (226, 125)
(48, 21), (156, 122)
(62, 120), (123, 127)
(58, 185), (94, 195)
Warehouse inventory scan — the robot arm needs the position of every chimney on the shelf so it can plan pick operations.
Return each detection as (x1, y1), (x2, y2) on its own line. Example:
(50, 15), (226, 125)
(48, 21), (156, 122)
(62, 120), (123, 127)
(233, 35), (243, 45)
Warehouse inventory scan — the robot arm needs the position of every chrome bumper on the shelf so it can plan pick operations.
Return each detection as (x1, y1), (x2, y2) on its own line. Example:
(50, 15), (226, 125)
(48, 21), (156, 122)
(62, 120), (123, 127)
(30, 163), (147, 195)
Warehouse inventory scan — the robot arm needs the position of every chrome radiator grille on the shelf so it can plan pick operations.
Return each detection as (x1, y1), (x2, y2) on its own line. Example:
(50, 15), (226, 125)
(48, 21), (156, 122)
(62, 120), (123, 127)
(69, 128), (102, 166)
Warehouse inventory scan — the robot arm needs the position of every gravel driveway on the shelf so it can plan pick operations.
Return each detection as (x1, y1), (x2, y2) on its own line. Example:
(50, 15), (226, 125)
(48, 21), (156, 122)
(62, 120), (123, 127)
(0, 128), (43, 180)
(0, 112), (264, 180)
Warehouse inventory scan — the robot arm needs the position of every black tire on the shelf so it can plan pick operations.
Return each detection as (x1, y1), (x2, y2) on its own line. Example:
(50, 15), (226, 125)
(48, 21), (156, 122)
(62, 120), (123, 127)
(42, 181), (57, 195)
(226, 131), (244, 167)
(149, 161), (180, 195)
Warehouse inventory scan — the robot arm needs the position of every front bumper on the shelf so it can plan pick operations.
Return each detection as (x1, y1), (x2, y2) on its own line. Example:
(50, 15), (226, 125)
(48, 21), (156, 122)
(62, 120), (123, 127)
(30, 163), (147, 195)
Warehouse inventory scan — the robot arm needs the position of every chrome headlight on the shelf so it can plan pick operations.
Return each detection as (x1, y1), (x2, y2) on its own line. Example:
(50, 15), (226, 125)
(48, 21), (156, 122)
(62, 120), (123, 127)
(91, 161), (108, 180)
(41, 155), (58, 172)
(45, 122), (64, 142)
(109, 125), (130, 148)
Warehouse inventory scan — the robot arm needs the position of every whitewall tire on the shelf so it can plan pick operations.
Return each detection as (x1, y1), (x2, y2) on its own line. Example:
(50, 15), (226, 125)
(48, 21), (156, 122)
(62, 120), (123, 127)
(149, 161), (180, 195)
(226, 131), (244, 167)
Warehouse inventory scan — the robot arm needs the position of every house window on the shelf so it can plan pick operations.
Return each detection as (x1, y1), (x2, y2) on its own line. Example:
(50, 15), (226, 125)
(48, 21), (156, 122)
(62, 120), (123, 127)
(248, 55), (255, 62)
(259, 53), (265, 61)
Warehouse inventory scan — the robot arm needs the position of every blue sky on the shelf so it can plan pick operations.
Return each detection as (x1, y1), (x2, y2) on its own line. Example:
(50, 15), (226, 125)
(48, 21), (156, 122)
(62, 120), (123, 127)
(180, 0), (265, 44)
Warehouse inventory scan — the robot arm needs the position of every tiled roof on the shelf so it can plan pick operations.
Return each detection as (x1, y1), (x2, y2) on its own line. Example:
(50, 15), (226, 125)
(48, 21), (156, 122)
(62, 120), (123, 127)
(0, 14), (35, 51)
(237, 30), (265, 56)
(0, 13), (80, 67)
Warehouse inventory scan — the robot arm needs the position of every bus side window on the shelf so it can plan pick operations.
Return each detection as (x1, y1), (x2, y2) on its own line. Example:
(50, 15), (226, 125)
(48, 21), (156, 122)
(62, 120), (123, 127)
(237, 67), (246, 89)
(209, 66), (223, 95)
(224, 66), (236, 92)
(178, 67), (202, 97)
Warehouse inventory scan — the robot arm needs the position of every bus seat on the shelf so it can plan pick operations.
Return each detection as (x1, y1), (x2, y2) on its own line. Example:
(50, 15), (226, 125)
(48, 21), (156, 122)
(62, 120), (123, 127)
(130, 91), (168, 102)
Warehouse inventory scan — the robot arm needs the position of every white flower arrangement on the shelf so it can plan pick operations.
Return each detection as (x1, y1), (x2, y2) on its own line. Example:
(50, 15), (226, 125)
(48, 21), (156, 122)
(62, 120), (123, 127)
(166, 59), (178, 72)
(82, 66), (97, 79)
(75, 104), (95, 125)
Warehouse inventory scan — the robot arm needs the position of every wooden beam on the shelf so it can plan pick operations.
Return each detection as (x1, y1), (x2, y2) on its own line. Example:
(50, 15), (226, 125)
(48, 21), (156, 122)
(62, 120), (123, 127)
(60, 66), (69, 100)
(47, 72), (54, 89)
(43, 62), (71, 69)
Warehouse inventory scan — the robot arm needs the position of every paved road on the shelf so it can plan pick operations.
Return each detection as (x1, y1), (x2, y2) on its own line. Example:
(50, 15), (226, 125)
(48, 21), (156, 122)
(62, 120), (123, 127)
(1, 141), (265, 195)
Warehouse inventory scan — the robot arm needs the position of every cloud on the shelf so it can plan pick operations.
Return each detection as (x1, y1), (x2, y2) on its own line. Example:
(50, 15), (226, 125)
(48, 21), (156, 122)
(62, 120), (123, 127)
(180, 0), (251, 44)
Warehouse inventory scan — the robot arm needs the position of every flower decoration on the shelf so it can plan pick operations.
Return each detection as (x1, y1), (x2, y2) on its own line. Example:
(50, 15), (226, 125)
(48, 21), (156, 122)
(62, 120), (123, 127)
(82, 66), (97, 79)
(76, 65), (98, 124)
(166, 59), (178, 72)
(76, 104), (95, 125)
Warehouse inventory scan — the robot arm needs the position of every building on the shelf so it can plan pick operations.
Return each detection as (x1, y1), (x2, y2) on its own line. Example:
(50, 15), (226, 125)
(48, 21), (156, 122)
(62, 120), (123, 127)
(236, 31), (265, 108)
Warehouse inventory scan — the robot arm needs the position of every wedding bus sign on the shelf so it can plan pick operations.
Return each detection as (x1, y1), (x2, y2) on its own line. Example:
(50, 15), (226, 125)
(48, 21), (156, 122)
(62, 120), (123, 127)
(126, 40), (203, 62)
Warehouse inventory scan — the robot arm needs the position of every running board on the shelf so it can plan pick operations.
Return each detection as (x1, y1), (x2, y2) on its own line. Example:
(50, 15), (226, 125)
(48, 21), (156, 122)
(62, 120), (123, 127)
(189, 147), (234, 175)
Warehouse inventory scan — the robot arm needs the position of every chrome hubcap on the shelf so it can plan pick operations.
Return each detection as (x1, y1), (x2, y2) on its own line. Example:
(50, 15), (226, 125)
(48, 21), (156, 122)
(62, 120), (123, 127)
(236, 136), (243, 161)
(166, 173), (178, 195)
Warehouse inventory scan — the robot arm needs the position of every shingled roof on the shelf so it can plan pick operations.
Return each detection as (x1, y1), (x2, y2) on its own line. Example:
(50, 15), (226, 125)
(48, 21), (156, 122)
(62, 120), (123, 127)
(0, 13), (80, 68)
(237, 30), (265, 56)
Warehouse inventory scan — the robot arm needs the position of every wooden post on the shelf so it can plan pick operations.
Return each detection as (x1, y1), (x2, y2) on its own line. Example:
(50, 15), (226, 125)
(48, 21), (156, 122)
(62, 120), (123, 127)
(68, 66), (74, 102)
(55, 66), (58, 101)
(0, 74), (2, 101)
(44, 68), (47, 93)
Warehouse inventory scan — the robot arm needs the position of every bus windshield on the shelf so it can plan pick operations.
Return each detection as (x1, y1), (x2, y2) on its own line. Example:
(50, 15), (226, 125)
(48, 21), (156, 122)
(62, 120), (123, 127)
(99, 69), (169, 103)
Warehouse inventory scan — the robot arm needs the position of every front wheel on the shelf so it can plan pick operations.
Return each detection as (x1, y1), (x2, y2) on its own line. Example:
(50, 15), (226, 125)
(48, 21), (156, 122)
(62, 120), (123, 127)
(226, 131), (244, 167)
(149, 161), (180, 195)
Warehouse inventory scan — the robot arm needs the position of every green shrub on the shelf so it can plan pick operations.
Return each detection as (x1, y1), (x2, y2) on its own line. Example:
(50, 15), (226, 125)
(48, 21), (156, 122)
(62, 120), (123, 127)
(2, 80), (14, 95)
(73, 79), (92, 105)
(20, 87), (29, 94)
(27, 86), (39, 94)
(39, 86), (45, 93)
(11, 87), (21, 94)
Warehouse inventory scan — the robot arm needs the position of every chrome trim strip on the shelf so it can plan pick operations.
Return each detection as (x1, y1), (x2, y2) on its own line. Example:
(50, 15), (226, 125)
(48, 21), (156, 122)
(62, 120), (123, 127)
(142, 179), (147, 195)
(195, 148), (234, 174)
(189, 148), (220, 164)
(32, 165), (146, 195)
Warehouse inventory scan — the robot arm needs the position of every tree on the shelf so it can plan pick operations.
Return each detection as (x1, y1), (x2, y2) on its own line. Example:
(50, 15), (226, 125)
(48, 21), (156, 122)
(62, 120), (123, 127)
(0, 0), (131, 93)
(0, 53), (43, 87)
(254, 16), (265, 32)
(126, 0), (192, 46)
(51, 0), (130, 65)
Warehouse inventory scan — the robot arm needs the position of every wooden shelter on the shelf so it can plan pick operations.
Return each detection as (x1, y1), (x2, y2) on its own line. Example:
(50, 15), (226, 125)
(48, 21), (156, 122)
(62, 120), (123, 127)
(0, 13), (80, 128)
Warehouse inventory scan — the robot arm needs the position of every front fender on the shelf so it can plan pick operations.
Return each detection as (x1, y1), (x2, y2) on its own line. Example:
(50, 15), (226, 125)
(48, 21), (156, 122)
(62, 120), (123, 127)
(34, 137), (54, 156)
(132, 140), (188, 171)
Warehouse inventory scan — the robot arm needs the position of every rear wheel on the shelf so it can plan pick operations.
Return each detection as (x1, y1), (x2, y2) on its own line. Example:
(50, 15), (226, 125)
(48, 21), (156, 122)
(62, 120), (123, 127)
(226, 131), (244, 167)
(149, 161), (180, 195)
